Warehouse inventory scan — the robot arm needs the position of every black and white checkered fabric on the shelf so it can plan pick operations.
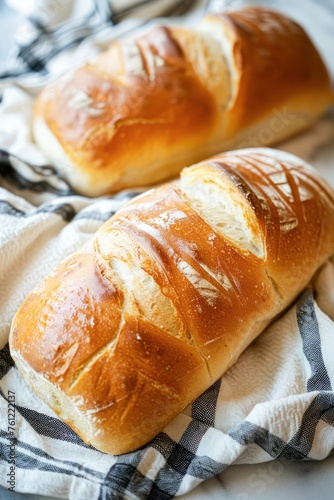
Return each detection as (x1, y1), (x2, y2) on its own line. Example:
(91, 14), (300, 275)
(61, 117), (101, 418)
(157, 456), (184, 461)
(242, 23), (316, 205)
(0, 0), (202, 83)
(1, 0), (334, 498)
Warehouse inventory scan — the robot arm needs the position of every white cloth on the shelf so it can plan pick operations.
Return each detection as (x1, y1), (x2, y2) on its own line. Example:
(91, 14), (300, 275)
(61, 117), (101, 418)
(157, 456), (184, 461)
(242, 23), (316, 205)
(0, 1), (334, 499)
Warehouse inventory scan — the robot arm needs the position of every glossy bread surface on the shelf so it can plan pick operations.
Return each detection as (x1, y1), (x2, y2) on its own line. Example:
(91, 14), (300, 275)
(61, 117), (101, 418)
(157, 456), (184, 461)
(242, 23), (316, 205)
(33, 7), (333, 195)
(9, 148), (334, 454)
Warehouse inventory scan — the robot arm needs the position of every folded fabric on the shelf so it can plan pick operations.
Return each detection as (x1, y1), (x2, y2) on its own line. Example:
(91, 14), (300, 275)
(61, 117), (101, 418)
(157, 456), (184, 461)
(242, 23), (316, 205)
(0, 0), (334, 498)
(1, 0), (206, 89)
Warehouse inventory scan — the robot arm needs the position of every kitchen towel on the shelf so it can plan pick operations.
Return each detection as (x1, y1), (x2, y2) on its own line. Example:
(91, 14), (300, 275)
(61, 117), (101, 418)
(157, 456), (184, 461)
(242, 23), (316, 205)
(1, 0), (334, 498)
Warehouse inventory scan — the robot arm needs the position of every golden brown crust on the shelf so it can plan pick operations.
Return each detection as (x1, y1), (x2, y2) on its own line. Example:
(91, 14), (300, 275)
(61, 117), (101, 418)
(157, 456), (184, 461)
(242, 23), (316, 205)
(208, 8), (333, 134)
(33, 8), (333, 196)
(34, 25), (219, 194)
(208, 151), (334, 299)
(10, 249), (123, 386)
(9, 148), (334, 454)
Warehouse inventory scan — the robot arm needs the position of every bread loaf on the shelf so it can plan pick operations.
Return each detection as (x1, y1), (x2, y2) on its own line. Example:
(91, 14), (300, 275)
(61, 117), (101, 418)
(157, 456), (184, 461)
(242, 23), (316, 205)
(33, 7), (333, 196)
(9, 148), (334, 455)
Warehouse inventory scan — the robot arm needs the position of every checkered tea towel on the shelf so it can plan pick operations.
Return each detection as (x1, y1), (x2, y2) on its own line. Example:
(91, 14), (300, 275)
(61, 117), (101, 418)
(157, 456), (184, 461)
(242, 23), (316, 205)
(1, 0), (334, 499)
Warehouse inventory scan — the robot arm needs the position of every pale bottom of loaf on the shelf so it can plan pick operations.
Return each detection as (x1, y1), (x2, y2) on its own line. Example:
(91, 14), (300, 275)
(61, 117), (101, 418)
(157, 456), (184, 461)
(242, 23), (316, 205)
(12, 314), (272, 453)
(33, 100), (319, 197)
(14, 351), (95, 444)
